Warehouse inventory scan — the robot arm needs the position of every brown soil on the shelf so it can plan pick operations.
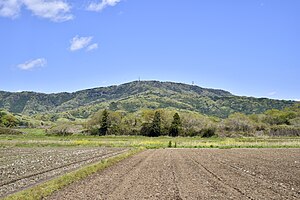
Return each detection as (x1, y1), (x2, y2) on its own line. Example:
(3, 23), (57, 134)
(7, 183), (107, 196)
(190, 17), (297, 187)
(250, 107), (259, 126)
(0, 147), (128, 198)
(47, 148), (300, 200)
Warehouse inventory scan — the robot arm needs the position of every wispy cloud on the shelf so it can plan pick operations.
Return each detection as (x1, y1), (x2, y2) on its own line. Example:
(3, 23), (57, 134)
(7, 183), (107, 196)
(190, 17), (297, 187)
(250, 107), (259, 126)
(69, 36), (99, 52)
(267, 91), (277, 96)
(86, 43), (98, 51)
(87, 0), (121, 12)
(18, 58), (47, 70)
(69, 36), (93, 51)
(0, 0), (73, 22)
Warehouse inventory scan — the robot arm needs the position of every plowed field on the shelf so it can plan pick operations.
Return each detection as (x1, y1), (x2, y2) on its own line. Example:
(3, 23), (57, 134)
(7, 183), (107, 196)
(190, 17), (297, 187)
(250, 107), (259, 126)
(48, 149), (300, 200)
(0, 147), (128, 198)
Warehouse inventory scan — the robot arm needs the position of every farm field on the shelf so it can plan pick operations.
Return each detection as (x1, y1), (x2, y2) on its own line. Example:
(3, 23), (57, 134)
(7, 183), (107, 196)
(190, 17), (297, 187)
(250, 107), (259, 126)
(0, 147), (128, 198)
(1, 131), (300, 199)
(47, 148), (300, 200)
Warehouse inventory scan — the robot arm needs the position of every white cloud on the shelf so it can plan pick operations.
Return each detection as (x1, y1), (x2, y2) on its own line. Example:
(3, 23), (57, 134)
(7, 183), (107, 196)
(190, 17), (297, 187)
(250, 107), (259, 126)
(86, 43), (98, 51)
(69, 36), (99, 52)
(0, 0), (22, 18)
(87, 0), (121, 12)
(0, 0), (73, 22)
(18, 58), (47, 70)
(69, 36), (93, 51)
(23, 0), (73, 22)
(267, 91), (277, 96)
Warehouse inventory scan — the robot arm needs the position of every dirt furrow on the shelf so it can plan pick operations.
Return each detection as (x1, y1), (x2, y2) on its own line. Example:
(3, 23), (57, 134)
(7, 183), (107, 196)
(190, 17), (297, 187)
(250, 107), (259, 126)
(1, 149), (127, 188)
(190, 149), (300, 199)
(46, 148), (300, 200)
(0, 147), (128, 198)
(205, 152), (299, 198)
(183, 151), (251, 199)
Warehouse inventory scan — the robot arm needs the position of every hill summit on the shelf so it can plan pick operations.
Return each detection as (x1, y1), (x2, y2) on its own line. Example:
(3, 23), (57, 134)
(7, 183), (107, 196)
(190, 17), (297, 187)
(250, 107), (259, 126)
(0, 81), (295, 118)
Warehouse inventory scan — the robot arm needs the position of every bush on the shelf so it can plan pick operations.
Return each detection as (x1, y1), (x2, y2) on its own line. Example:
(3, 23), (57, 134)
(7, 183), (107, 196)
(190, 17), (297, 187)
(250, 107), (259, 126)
(89, 126), (100, 136)
(47, 124), (82, 136)
(201, 127), (216, 138)
(140, 123), (152, 136)
(269, 125), (300, 136)
(0, 127), (24, 135)
(222, 113), (256, 133)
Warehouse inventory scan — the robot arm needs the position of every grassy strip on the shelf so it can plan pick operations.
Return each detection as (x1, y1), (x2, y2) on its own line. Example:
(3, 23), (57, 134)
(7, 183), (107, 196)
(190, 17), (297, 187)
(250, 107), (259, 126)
(1, 132), (300, 149)
(1, 138), (300, 149)
(3, 148), (144, 200)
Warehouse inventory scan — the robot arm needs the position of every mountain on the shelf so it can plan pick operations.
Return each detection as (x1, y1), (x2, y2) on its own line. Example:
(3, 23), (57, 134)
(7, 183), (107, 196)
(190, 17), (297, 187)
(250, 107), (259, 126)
(0, 81), (295, 118)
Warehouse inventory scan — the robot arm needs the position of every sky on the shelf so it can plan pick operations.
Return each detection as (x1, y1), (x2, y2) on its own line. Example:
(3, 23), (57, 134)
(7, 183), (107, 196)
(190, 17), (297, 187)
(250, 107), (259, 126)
(0, 0), (299, 100)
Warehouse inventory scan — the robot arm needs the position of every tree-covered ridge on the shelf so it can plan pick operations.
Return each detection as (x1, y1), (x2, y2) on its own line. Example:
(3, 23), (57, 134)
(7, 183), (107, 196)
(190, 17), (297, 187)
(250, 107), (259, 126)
(0, 81), (295, 118)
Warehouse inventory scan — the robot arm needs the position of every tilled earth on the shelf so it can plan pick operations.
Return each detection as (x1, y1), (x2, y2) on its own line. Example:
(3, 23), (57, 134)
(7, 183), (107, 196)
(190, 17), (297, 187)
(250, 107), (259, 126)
(48, 148), (300, 200)
(0, 147), (128, 198)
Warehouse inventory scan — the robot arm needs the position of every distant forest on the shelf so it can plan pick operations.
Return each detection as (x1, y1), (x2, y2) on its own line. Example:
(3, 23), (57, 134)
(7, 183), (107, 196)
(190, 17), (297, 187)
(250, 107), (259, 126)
(0, 81), (299, 137)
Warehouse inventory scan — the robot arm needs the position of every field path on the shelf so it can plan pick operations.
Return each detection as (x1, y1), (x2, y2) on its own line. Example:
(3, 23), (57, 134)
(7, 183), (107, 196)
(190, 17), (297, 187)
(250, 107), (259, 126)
(47, 149), (300, 200)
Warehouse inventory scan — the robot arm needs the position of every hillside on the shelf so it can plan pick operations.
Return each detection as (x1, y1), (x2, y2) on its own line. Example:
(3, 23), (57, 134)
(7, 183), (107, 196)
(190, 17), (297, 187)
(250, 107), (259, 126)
(0, 81), (295, 118)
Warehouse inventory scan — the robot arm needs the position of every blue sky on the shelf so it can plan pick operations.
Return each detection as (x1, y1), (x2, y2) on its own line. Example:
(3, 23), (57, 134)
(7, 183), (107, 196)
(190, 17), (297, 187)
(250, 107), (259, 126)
(0, 0), (299, 100)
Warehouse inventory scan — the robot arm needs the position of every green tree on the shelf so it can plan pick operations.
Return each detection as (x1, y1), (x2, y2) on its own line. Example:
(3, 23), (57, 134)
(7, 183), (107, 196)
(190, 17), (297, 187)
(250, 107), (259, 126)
(140, 123), (152, 136)
(0, 111), (18, 128)
(99, 109), (109, 135)
(109, 102), (118, 111)
(149, 111), (161, 137)
(169, 113), (181, 137)
(0, 111), (5, 127)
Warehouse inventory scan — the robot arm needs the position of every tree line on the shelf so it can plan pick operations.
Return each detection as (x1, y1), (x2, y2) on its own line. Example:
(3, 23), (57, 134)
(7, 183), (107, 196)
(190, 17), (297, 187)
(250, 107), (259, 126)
(1, 103), (300, 137)
(90, 109), (182, 137)
(85, 104), (300, 137)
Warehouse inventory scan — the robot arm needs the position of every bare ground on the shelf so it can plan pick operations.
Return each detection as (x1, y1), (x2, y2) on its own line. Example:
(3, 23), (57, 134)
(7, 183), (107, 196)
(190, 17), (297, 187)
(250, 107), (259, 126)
(47, 148), (300, 200)
(0, 147), (128, 198)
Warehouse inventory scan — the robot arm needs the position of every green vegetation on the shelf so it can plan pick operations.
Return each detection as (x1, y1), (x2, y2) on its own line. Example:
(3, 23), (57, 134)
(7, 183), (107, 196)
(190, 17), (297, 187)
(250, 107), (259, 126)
(0, 81), (299, 138)
(169, 113), (181, 137)
(149, 111), (161, 137)
(0, 127), (23, 135)
(0, 110), (18, 128)
(1, 102), (300, 138)
(99, 109), (109, 136)
(1, 129), (300, 149)
(84, 103), (300, 137)
(0, 81), (295, 119)
(3, 148), (143, 200)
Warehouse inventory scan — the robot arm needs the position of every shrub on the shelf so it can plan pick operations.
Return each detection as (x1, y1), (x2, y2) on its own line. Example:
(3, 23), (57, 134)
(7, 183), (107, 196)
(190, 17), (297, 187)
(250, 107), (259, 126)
(89, 126), (100, 136)
(222, 113), (256, 133)
(47, 124), (82, 136)
(201, 127), (216, 138)
(269, 125), (300, 136)
(140, 123), (152, 136)
(0, 127), (24, 135)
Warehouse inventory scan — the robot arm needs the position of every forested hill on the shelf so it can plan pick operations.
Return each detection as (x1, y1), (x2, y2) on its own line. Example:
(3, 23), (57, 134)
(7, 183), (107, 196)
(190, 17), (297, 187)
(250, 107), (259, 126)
(0, 81), (295, 118)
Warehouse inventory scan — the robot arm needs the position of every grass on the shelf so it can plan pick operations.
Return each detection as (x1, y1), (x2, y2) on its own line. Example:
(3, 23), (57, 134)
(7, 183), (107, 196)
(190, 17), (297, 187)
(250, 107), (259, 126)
(0, 128), (300, 149)
(3, 148), (144, 200)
